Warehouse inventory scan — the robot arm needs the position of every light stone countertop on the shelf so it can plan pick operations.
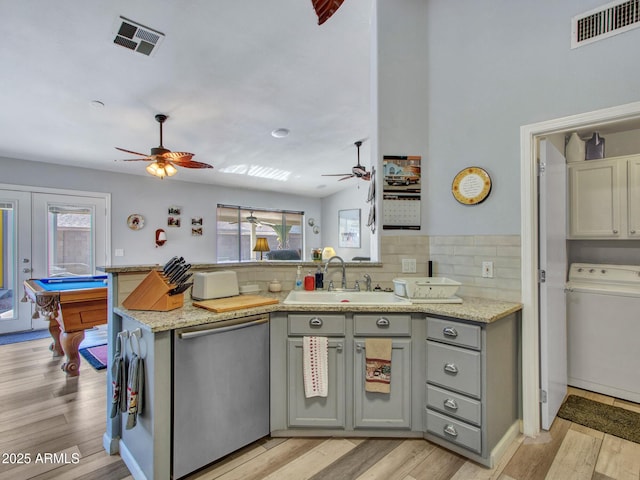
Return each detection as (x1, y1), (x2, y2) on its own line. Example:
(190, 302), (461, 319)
(114, 291), (522, 333)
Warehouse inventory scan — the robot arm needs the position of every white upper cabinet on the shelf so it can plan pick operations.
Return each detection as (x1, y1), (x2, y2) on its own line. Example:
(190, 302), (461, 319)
(569, 155), (640, 239)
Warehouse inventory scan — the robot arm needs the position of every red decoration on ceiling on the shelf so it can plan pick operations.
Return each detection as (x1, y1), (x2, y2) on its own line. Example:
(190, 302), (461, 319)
(311, 0), (345, 25)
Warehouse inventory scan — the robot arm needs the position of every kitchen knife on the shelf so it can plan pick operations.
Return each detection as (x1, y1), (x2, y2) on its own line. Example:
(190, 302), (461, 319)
(168, 282), (193, 296)
(174, 271), (193, 287)
(169, 263), (191, 284)
(165, 261), (184, 280)
(163, 256), (181, 274)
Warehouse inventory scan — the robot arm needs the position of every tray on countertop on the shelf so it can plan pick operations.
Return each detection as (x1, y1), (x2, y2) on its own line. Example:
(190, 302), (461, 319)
(192, 294), (279, 313)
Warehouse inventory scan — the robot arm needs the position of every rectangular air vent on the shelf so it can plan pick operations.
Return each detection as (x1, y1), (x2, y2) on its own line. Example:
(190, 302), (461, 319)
(113, 16), (164, 56)
(572, 0), (640, 48)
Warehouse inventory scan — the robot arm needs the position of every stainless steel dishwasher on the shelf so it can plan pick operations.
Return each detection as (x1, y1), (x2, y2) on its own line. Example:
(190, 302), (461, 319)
(172, 314), (270, 479)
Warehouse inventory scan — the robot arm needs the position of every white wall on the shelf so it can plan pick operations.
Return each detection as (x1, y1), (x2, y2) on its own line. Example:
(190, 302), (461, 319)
(1, 156), (322, 265)
(376, 0), (640, 236)
(321, 182), (372, 260)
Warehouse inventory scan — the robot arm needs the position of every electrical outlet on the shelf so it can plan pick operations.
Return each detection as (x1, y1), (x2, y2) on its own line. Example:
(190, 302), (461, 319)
(402, 258), (417, 273)
(482, 261), (494, 278)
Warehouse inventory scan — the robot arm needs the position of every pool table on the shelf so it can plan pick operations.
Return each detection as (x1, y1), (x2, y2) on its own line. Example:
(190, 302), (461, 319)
(22, 275), (108, 376)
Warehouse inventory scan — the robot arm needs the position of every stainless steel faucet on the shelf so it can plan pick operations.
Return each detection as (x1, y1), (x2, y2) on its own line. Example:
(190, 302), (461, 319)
(363, 274), (372, 291)
(324, 256), (347, 289)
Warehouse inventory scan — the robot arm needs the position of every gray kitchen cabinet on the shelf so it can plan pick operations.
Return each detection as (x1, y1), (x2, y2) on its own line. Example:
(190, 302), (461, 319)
(424, 314), (519, 467)
(270, 311), (425, 436)
(287, 337), (346, 428)
(353, 337), (412, 429)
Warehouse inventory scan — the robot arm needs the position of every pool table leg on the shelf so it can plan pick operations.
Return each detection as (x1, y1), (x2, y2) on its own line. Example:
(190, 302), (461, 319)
(59, 330), (85, 377)
(47, 320), (64, 357)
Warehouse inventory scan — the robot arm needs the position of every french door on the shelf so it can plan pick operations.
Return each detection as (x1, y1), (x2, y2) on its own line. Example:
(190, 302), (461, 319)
(0, 187), (109, 334)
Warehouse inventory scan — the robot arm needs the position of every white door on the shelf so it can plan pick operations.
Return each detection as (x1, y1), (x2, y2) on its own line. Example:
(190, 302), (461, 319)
(0, 190), (36, 333)
(539, 139), (568, 430)
(31, 193), (108, 279)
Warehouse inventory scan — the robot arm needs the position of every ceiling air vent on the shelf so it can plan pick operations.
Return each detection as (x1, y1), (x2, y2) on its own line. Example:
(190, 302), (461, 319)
(572, 0), (640, 48)
(113, 16), (164, 56)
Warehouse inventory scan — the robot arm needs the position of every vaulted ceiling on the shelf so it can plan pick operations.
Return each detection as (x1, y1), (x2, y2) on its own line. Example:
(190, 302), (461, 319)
(0, 0), (372, 197)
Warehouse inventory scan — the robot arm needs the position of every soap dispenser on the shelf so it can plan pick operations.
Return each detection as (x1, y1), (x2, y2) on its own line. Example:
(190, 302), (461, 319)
(294, 266), (303, 290)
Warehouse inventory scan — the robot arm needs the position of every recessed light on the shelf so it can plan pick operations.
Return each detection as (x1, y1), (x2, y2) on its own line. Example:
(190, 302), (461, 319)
(271, 128), (290, 138)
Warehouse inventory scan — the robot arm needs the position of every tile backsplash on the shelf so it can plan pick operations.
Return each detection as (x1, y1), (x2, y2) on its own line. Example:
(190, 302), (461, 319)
(230, 234), (521, 302)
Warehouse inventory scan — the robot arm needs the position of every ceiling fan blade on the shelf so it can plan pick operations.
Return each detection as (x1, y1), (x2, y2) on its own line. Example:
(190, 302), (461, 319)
(361, 172), (372, 181)
(172, 159), (214, 169)
(338, 175), (355, 181)
(322, 173), (352, 177)
(163, 151), (195, 161)
(119, 158), (152, 162)
(116, 147), (149, 157)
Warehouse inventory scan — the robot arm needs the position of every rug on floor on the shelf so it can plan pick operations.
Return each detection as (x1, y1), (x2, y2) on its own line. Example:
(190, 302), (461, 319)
(557, 394), (640, 444)
(0, 329), (50, 346)
(79, 344), (108, 370)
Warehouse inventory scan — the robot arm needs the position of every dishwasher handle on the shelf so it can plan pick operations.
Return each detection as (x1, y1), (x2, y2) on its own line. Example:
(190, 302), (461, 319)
(178, 316), (268, 339)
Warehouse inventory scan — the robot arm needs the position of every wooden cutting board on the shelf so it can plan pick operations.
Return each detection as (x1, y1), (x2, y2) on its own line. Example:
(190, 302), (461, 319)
(193, 294), (279, 313)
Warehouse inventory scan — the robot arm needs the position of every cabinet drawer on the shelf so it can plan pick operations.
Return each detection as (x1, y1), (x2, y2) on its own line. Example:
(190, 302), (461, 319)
(427, 317), (481, 350)
(426, 384), (481, 426)
(426, 408), (481, 454)
(288, 314), (346, 336)
(427, 341), (481, 398)
(354, 314), (411, 336)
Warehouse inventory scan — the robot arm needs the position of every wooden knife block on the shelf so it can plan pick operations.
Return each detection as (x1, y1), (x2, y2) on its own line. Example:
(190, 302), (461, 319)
(122, 270), (184, 311)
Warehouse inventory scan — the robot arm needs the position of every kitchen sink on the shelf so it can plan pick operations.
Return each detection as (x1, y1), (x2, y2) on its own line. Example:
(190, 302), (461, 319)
(283, 290), (412, 305)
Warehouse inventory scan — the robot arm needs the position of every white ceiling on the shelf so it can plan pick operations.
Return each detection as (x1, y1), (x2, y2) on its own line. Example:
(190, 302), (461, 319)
(0, 0), (373, 197)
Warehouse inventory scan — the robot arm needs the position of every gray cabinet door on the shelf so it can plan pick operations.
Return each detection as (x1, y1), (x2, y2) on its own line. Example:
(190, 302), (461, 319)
(287, 338), (346, 428)
(353, 338), (412, 429)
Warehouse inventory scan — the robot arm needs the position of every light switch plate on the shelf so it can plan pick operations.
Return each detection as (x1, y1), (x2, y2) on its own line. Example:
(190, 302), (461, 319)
(115, 248), (124, 257)
(402, 258), (417, 273)
(482, 261), (494, 278)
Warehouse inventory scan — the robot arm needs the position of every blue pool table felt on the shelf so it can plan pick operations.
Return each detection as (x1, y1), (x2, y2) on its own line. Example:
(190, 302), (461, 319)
(35, 276), (108, 291)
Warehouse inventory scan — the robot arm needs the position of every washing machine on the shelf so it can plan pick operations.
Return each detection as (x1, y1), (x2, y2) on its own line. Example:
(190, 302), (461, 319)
(566, 263), (640, 403)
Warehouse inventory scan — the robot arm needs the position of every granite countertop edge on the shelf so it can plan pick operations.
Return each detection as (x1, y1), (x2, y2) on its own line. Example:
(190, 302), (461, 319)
(114, 293), (523, 333)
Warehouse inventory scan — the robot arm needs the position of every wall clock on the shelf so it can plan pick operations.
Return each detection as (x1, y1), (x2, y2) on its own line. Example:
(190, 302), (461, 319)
(451, 167), (492, 205)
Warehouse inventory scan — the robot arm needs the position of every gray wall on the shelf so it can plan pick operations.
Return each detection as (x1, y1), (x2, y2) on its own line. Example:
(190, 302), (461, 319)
(380, 0), (640, 236)
(1, 156), (322, 265)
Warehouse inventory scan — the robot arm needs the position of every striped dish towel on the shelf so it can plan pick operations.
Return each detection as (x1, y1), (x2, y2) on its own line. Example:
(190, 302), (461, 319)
(303, 336), (328, 398)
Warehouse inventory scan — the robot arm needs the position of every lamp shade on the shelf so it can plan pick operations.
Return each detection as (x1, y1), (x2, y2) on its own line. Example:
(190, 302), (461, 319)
(253, 237), (270, 260)
(322, 246), (336, 260)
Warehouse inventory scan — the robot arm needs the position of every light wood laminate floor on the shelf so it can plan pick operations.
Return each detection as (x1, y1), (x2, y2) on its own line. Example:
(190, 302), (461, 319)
(1, 336), (639, 479)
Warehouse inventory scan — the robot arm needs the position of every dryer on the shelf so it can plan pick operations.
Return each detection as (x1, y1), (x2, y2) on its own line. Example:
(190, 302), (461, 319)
(566, 263), (640, 403)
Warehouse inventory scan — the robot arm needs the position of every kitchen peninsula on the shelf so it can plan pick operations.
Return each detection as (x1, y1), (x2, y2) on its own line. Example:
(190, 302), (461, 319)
(101, 265), (522, 480)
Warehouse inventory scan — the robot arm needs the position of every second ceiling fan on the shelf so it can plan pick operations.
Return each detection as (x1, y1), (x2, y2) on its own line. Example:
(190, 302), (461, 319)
(116, 114), (213, 179)
(322, 140), (370, 182)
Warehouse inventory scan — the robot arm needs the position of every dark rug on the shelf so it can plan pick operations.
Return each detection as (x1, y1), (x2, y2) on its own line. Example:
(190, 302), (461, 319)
(557, 395), (640, 444)
(0, 329), (50, 346)
(79, 344), (108, 370)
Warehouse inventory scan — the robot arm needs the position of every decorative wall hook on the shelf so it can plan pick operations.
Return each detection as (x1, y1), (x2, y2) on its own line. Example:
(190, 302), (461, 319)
(155, 228), (167, 247)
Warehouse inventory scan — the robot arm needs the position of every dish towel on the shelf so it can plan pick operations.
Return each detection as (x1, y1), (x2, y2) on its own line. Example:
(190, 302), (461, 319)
(110, 332), (127, 418)
(365, 338), (392, 394)
(303, 336), (328, 398)
(126, 353), (145, 429)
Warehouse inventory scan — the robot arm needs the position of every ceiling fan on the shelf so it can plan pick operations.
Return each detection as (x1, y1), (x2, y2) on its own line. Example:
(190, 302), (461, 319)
(230, 211), (275, 227)
(322, 140), (370, 181)
(116, 114), (213, 179)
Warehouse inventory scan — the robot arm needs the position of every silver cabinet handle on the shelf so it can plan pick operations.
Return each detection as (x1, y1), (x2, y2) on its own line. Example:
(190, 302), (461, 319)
(443, 326), (458, 338)
(337, 343), (343, 352)
(444, 363), (459, 374)
(613, 229), (619, 234)
(355, 342), (364, 353)
(444, 398), (458, 410)
(631, 230), (637, 234)
(444, 424), (458, 437)
(309, 317), (323, 327)
(376, 317), (390, 327)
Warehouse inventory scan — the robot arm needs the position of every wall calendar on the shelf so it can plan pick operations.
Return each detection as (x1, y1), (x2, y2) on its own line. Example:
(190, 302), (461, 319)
(382, 155), (421, 230)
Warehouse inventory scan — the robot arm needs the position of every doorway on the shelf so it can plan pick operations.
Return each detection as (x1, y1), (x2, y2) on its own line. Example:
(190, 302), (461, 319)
(0, 185), (110, 334)
(520, 100), (640, 437)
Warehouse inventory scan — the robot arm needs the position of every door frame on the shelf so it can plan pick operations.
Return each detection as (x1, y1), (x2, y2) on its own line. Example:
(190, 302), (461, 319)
(520, 100), (640, 437)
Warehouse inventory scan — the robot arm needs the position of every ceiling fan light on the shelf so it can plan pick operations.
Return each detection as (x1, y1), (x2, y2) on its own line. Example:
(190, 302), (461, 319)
(146, 162), (160, 176)
(164, 162), (178, 176)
